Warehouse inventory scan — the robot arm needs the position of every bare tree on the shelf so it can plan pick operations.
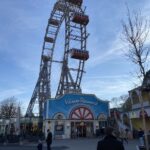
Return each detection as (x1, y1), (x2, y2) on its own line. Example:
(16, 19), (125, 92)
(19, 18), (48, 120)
(122, 8), (150, 80)
(111, 94), (128, 108)
(111, 97), (120, 108)
(121, 97), (132, 112)
(0, 97), (18, 119)
(122, 9), (150, 150)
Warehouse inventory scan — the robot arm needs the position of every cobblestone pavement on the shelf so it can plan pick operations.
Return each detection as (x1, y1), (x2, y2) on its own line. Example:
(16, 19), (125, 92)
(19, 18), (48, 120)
(0, 138), (139, 150)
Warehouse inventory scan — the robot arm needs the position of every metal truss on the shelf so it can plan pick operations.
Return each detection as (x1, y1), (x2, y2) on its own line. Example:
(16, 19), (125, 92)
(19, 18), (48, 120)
(26, 0), (89, 117)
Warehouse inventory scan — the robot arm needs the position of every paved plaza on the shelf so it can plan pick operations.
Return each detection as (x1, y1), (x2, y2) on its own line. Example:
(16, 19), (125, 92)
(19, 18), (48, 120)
(0, 138), (139, 150)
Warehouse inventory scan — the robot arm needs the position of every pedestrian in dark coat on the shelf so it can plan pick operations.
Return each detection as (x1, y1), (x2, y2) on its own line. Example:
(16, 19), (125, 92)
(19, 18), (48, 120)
(138, 128), (144, 146)
(37, 140), (43, 150)
(46, 129), (52, 150)
(97, 127), (125, 150)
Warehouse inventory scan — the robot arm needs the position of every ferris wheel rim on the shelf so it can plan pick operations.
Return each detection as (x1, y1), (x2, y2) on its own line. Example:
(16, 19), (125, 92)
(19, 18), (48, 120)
(25, 0), (89, 117)
(41, 0), (88, 98)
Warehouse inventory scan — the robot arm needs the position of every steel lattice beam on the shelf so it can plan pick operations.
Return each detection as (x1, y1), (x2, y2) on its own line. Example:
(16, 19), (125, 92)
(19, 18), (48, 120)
(26, 0), (89, 118)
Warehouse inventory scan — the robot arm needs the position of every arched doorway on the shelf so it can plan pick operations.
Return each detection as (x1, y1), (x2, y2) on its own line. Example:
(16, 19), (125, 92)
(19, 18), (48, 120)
(70, 106), (94, 138)
(53, 113), (65, 138)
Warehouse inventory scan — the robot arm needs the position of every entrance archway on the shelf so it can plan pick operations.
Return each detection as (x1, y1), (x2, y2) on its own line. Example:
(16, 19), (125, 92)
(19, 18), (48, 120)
(70, 106), (94, 138)
(70, 106), (94, 120)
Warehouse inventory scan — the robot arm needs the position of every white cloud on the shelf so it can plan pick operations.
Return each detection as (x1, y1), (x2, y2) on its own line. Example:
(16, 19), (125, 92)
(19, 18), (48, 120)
(82, 74), (138, 100)
(17, 58), (40, 73)
(87, 33), (126, 68)
(143, 1), (150, 18)
(86, 0), (150, 69)
(0, 88), (27, 101)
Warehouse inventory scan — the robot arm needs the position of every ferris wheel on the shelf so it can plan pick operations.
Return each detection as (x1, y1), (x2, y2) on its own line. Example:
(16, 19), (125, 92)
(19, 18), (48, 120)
(26, 0), (89, 117)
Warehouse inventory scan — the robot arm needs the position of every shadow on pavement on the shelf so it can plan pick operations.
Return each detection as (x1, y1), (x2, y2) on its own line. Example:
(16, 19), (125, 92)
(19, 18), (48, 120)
(52, 146), (69, 149)
(0, 145), (69, 150)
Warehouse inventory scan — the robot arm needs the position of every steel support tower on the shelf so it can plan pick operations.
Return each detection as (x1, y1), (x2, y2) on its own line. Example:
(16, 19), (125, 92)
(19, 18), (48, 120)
(26, 0), (90, 118)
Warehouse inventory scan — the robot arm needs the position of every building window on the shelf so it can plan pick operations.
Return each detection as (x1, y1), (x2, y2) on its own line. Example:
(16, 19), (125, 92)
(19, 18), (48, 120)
(132, 91), (140, 104)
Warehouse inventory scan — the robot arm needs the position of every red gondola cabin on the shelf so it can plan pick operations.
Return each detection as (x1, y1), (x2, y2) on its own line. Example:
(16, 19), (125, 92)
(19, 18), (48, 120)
(72, 13), (89, 25)
(70, 49), (89, 61)
(42, 55), (50, 62)
(45, 37), (54, 43)
(49, 19), (59, 26)
(67, 0), (83, 6)
(55, 2), (65, 12)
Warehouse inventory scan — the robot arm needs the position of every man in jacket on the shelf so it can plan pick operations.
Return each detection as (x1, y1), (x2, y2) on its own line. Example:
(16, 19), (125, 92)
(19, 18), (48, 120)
(46, 129), (52, 150)
(138, 128), (144, 146)
(97, 127), (125, 150)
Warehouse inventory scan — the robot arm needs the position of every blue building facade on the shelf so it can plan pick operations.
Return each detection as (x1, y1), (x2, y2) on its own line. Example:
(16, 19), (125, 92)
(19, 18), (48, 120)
(44, 93), (109, 139)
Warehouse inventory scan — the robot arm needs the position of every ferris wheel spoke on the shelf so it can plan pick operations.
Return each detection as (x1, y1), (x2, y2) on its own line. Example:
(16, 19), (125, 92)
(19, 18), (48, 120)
(26, 0), (89, 117)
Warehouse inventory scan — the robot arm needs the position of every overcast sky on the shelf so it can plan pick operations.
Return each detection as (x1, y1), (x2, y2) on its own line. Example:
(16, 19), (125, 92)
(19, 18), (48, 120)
(0, 0), (150, 111)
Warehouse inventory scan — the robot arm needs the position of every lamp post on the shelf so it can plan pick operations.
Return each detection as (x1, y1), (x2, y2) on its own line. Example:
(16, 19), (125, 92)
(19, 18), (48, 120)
(136, 88), (149, 150)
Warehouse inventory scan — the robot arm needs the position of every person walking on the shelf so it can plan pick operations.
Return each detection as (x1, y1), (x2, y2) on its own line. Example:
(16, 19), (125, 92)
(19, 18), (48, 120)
(46, 129), (52, 150)
(37, 139), (43, 150)
(138, 128), (144, 146)
(97, 127), (125, 150)
(120, 129), (128, 144)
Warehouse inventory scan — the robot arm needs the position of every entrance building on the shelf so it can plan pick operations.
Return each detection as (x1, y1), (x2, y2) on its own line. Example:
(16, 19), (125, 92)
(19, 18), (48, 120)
(43, 93), (109, 139)
(70, 121), (94, 138)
